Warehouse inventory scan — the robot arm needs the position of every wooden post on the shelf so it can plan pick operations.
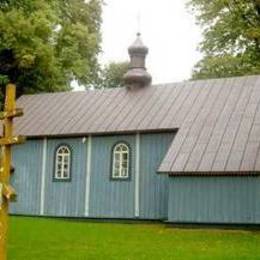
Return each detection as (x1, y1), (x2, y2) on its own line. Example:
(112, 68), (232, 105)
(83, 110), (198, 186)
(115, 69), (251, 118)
(0, 84), (25, 260)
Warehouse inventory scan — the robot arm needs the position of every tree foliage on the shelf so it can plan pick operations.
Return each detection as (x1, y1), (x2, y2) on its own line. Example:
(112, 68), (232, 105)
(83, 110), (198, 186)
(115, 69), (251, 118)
(189, 0), (260, 79)
(99, 61), (129, 89)
(0, 0), (102, 98)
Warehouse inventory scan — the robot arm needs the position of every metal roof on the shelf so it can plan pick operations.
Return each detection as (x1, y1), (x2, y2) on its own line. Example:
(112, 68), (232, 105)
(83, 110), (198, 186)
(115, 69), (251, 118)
(14, 75), (260, 174)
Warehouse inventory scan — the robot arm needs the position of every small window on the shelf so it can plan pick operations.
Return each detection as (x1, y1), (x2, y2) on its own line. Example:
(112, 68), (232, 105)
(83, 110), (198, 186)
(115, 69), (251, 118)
(54, 145), (71, 180)
(112, 143), (130, 179)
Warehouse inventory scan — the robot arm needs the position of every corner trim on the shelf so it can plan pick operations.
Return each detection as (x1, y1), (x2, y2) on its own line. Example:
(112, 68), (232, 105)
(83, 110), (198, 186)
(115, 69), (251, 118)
(135, 133), (140, 218)
(84, 136), (92, 216)
(40, 138), (47, 215)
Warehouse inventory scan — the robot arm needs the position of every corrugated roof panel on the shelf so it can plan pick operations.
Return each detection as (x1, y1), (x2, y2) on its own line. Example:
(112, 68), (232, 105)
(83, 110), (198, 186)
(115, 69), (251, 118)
(210, 77), (246, 171)
(118, 87), (161, 131)
(254, 142), (260, 171)
(185, 143), (207, 172)
(240, 142), (259, 171)
(87, 89), (127, 133)
(171, 84), (203, 127)
(225, 151), (244, 171)
(193, 77), (244, 172)
(71, 89), (112, 133)
(13, 75), (260, 174)
(36, 92), (75, 135)
(77, 89), (121, 133)
(158, 82), (195, 128)
(249, 124), (260, 142)
(198, 152), (216, 172)
(183, 79), (224, 172)
(170, 80), (215, 172)
(148, 83), (183, 129)
(60, 91), (100, 134)
(226, 76), (260, 171)
(103, 93), (141, 132)
(136, 85), (173, 130)
(17, 93), (52, 135)
(52, 91), (97, 134)
(158, 81), (206, 172)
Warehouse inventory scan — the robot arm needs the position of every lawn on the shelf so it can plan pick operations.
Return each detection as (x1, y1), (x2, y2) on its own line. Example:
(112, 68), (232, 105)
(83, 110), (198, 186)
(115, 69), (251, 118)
(8, 217), (260, 260)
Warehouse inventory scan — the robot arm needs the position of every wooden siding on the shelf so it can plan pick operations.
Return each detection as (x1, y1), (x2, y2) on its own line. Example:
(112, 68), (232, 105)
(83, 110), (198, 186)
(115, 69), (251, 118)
(89, 135), (136, 218)
(10, 133), (173, 219)
(43, 138), (87, 217)
(139, 133), (175, 219)
(10, 140), (43, 215)
(168, 177), (260, 224)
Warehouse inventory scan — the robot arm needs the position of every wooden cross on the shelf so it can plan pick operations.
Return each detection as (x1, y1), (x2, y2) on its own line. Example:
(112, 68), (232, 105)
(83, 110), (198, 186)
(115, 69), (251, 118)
(0, 84), (25, 260)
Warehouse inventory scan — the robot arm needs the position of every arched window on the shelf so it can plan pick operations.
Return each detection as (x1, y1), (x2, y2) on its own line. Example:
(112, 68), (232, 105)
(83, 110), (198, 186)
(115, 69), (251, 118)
(54, 145), (71, 180)
(112, 143), (130, 179)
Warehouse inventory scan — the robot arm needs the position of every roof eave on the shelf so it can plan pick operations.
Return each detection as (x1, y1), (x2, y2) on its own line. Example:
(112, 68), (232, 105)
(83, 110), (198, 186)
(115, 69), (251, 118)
(22, 128), (178, 139)
(158, 171), (260, 177)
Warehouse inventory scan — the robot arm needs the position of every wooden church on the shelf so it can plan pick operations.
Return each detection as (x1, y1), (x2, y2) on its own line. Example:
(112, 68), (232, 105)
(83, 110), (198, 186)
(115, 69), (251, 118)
(11, 34), (260, 224)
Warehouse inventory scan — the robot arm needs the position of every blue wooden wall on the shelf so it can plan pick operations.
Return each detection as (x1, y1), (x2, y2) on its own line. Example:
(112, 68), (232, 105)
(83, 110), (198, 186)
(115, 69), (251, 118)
(11, 134), (260, 224)
(89, 133), (175, 219)
(168, 177), (260, 224)
(10, 132), (174, 219)
(89, 135), (136, 218)
(10, 140), (43, 215)
(139, 133), (175, 219)
(44, 138), (87, 217)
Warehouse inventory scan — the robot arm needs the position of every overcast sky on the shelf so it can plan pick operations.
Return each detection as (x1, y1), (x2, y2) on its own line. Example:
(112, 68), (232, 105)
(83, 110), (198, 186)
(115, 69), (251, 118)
(75, 0), (202, 90)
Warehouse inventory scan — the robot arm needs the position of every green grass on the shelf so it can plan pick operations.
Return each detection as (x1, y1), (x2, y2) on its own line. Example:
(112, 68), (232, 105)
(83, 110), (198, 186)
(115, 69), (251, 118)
(8, 217), (260, 260)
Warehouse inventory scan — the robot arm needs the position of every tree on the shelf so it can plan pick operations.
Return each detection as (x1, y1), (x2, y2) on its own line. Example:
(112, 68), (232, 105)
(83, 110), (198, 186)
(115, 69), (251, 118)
(0, 0), (102, 98)
(189, 0), (260, 79)
(99, 61), (129, 89)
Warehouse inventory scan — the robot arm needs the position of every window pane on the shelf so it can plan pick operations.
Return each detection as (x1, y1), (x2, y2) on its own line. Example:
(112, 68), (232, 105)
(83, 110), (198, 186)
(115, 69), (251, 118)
(63, 170), (69, 178)
(55, 145), (71, 180)
(122, 153), (128, 160)
(61, 147), (69, 154)
(114, 153), (120, 161)
(114, 161), (120, 168)
(113, 168), (120, 177)
(121, 146), (128, 152)
(122, 161), (128, 169)
(121, 168), (128, 177)
(56, 170), (61, 178)
(112, 143), (129, 179)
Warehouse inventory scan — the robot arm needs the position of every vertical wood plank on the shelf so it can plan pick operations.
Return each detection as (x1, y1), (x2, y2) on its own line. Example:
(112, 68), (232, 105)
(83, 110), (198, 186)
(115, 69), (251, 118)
(84, 135), (92, 216)
(135, 133), (140, 218)
(40, 138), (47, 215)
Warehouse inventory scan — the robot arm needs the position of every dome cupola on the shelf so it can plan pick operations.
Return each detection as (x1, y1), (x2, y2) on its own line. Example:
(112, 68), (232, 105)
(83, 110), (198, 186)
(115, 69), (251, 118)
(123, 33), (152, 89)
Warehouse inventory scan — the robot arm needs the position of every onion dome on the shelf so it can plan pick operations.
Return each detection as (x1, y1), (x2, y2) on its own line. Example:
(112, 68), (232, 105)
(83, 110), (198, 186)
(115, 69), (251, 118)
(123, 33), (152, 89)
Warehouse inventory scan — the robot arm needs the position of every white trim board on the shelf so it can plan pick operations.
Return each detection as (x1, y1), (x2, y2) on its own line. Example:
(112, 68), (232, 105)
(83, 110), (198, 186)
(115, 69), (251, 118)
(84, 135), (92, 216)
(40, 138), (47, 215)
(135, 133), (140, 218)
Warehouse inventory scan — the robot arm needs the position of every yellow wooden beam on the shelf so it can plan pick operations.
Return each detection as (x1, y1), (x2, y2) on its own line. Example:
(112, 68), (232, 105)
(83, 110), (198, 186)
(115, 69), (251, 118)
(0, 108), (23, 120)
(0, 136), (26, 146)
(2, 184), (16, 202)
(0, 84), (25, 260)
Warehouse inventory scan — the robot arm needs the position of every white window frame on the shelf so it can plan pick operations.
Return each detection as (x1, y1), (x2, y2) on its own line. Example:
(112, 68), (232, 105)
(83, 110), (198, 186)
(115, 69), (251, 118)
(112, 143), (130, 179)
(54, 145), (71, 180)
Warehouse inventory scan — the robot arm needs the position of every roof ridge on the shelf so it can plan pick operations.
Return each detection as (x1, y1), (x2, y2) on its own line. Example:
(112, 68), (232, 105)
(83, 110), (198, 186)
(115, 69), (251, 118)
(17, 74), (260, 100)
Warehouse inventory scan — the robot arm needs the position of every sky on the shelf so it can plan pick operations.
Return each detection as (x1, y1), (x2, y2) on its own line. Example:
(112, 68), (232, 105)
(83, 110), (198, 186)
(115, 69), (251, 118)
(75, 0), (203, 90)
